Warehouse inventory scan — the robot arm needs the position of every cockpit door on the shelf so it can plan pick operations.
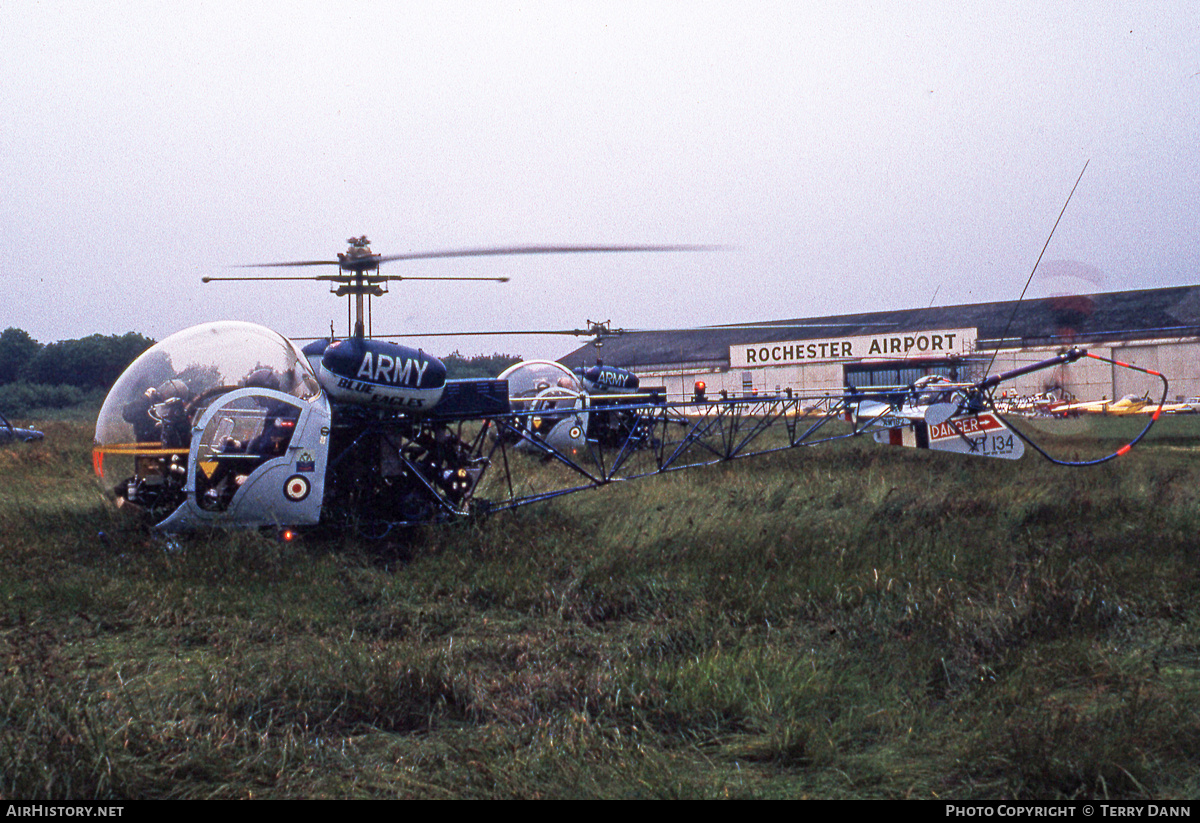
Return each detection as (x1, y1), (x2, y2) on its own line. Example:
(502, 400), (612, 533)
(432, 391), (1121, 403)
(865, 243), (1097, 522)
(156, 387), (332, 531)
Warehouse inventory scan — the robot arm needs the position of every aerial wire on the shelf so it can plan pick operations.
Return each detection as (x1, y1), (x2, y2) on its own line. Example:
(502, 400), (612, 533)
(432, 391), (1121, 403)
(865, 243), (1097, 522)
(969, 159), (1170, 464)
(984, 159), (1090, 380)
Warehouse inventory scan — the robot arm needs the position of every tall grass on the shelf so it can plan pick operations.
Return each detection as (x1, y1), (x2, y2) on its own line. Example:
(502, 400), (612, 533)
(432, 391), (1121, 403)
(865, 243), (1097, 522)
(2, 419), (1200, 798)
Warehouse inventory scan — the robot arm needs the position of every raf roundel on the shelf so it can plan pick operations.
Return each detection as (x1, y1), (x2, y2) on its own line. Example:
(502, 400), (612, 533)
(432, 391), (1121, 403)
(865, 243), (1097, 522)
(284, 475), (311, 502)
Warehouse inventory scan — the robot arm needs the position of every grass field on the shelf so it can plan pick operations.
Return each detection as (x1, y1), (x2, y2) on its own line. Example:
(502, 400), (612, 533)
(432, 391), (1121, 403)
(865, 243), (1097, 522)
(2, 412), (1200, 799)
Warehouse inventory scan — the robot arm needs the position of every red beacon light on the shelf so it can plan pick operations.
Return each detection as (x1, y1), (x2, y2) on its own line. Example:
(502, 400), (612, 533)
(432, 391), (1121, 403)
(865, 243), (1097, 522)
(693, 380), (707, 401)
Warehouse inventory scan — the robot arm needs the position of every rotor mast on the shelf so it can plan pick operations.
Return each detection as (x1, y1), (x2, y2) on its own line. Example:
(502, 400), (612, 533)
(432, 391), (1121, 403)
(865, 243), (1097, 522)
(333, 236), (383, 339)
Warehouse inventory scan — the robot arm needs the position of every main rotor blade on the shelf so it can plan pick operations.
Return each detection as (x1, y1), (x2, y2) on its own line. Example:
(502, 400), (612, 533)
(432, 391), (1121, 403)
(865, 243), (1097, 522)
(203, 274), (510, 283)
(373, 244), (724, 264)
(625, 321), (898, 332)
(364, 275), (511, 283)
(203, 274), (326, 282)
(373, 321), (897, 338)
(234, 260), (340, 268)
(376, 329), (597, 338)
(232, 244), (723, 271)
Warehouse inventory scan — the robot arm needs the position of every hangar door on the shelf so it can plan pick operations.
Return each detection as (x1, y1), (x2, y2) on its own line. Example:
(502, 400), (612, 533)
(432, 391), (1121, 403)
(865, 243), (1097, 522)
(843, 357), (975, 390)
(1112, 346), (1160, 399)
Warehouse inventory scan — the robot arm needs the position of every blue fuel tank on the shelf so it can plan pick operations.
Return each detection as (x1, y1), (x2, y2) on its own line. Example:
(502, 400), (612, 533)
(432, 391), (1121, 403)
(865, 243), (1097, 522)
(576, 364), (640, 394)
(312, 337), (448, 410)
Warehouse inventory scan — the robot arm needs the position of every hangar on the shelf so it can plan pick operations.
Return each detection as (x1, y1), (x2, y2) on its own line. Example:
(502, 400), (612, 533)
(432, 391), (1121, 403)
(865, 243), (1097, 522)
(559, 285), (1200, 404)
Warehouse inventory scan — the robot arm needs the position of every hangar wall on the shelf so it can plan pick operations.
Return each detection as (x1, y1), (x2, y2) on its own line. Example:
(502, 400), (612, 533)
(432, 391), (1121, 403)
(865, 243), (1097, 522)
(635, 337), (1200, 403)
(984, 340), (1200, 401)
(563, 287), (1200, 404)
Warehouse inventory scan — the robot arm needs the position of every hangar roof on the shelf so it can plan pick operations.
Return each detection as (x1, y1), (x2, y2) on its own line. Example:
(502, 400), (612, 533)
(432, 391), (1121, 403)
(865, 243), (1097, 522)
(559, 285), (1200, 370)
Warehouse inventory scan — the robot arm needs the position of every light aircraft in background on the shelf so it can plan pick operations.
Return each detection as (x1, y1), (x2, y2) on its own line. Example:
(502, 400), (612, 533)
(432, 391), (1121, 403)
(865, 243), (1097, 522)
(1061, 393), (1158, 415)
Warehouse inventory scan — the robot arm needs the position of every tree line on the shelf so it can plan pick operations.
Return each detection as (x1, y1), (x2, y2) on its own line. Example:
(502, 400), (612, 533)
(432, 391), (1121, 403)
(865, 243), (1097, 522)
(0, 329), (525, 389)
(441, 351), (523, 380)
(0, 328), (157, 413)
(0, 328), (156, 391)
(0, 326), (522, 413)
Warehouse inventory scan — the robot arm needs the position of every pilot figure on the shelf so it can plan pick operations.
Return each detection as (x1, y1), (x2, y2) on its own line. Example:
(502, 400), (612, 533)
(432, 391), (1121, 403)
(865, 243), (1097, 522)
(247, 404), (298, 458)
(122, 379), (192, 445)
(201, 400), (299, 511)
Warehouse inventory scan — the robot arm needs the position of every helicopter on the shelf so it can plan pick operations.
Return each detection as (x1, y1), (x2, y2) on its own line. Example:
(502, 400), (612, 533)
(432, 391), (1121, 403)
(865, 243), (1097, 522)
(92, 236), (1170, 535)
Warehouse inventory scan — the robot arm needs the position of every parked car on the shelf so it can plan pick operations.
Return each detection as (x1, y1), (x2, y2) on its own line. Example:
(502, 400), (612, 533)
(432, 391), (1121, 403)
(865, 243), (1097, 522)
(0, 411), (43, 444)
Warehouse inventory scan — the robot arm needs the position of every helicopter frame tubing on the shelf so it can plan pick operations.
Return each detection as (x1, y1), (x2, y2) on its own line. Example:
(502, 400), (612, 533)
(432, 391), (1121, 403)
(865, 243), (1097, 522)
(309, 346), (1167, 534)
(474, 392), (887, 518)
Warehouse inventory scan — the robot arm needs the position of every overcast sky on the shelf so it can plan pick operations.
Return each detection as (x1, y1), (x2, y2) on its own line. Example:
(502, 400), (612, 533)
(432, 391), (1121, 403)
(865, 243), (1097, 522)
(3, 1), (1197, 359)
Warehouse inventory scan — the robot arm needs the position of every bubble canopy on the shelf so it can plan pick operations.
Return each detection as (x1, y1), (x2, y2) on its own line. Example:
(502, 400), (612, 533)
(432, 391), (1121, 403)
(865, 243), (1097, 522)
(95, 321), (321, 447)
(498, 360), (582, 399)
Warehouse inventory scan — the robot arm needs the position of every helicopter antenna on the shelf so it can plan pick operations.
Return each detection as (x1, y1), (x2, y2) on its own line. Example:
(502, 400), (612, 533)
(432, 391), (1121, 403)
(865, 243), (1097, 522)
(985, 160), (1089, 378)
